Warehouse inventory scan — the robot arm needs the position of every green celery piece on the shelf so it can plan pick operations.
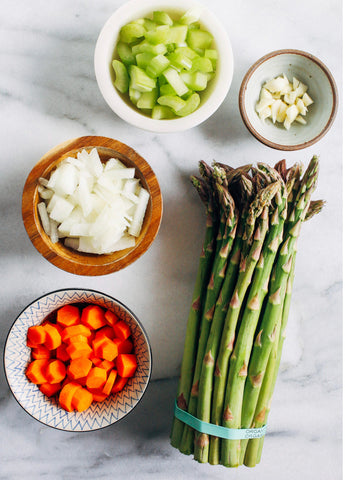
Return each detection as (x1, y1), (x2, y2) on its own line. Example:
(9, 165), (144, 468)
(120, 23), (146, 43)
(145, 25), (170, 45)
(129, 87), (141, 105)
(129, 65), (156, 92)
(143, 18), (157, 31)
(158, 95), (186, 112)
(131, 18), (145, 25)
(146, 54), (170, 78)
(158, 74), (167, 86)
(135, 52), (155, 69)
(187, 29), (213, 50)
(112, 60), (129, 93)
(175, 46), (199, 59)
(205, 49), (218, 69)
(191, 56), (213, 73)
(132, 41), (167, 56)
(163, 67), (189, 96)
(179, 7), (202, 25)
(174, 92), (200, 116)
(152, 105), (176, 119)
(180, 71), (208, 91)
(137, 89), (158, 109)
(159, 83), (176, 96)
(153, 11), (173, 26)
(166, 25), (188, 44)
(167, 52), (193, 70)
(117, 41), (136, 66)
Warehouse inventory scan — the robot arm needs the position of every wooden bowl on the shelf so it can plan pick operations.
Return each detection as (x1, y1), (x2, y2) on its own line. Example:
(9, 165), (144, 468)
(22, 136), (163, 276)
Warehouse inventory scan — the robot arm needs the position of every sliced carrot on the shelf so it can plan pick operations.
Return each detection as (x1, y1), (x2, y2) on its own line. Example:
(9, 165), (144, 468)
(56, 344), (70, 362)
(56, 304), (80, 327)
(99, 359), (115, 373)
(73, 376), (88, 386)
(59, 382), (82, 412)
(81, 305), (106, 330)
(90, 352), (102, 366)
(104, 309), (119, 326)
(26, 359), (50, 384)
(98, 337), (118, 362)
(45, 359), (66, 384)
(102, 369), (117, 396)
(40, 382), (62, 397)
(86, 367), (107, 390)
(43, 323), (62, 350)
(111, 375), (128, 393)
(65, 334), (89, 345)
(91, 391), (108, 402)
(61, 324), (92, 342)
(27, 325), (46, 345)
(91, 336), (107, 357)
(116, 354), (137, 378)
(31, 345), (52, 360)
(71, 387), (93, 412)
(113, 320), (131, 341)
(95, 326), (116, 340)
(67, 357), (92, 380)
(113, 338), (133, 354)
(66, 342), (92, 360)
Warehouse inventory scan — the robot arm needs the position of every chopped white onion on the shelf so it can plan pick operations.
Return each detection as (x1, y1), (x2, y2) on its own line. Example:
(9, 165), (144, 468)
(37, 148), (150, 255)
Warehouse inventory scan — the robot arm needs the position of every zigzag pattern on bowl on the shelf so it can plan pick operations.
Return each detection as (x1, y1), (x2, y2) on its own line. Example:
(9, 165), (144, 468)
(4, 289), (151, 431)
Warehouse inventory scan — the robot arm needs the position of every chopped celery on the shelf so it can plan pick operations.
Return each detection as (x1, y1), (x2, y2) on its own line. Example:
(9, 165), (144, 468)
(159, 83), (176, 96)
(117, 42), (136, 66)
(137, 89), (158, 109)
(132, 41), (167, 56)
(179, 7), (203, 25)
(167, 52), (193, 70)
(175, 92), (200, 116)
(166, 25), (188, 44)
(157, 95), (186, 112)
(163, 67), (189, 96)
(180, 71), (208, 91)
(136, 52), (155, 69)
(174, 46), (199, 59)
(145, 25), (169, 44)
(129, 65), (156, 92)
(143, 18), (157, 31)
(129, 87), (141, 105)
(191, 56), (213, 73)
(187, 29), (213, 50)
(153, 11), (173, 26)
(146, 54), (170, 78)
(120, 23), (146, 43)
(152, 105), (175, 119)
(204, 48), (218, 69)
(112, 60), (129, 93)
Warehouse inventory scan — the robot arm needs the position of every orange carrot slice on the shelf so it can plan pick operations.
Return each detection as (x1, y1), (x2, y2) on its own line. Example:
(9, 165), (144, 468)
(59, 382), (82, 412)
(56, 304), (80, 327)
(61, 324), (92, 342)
(95, 326), (116, 340)
(86, 367), (107, 390)
(91, 391), (108, 402)
(116, 354), (137, 378)
(68, 357), (92, 380)
(111, 375), (128, 393)
(81, 305), (106, 330)
(40, 382), (62, 397)
(90, 352), (102, 366)
(31, 345), (52, 360)
(45, 359), (67, 384)
(56, 344), (70, 362)
(65, 334), (89, 345)
(113, 320), (131, 341)
(97, 337), (118, 362)
(104, 310), (119, 326)
(71, 387), (93, 412)
(27, 325), (47, 345)
(66, 342), (92, 360)
(102, 369), (117, 396)
(26, 359), (50, 384)
(43, 323), (62, 350)
(99, 359), (115, 373)
(113, 338), (133, 354)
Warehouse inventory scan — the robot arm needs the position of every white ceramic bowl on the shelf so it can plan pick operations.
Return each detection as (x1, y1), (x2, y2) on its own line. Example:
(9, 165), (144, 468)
(94, 0), (233, 133)
(4, 289), (152, 432)
(239, 49), (338, 151)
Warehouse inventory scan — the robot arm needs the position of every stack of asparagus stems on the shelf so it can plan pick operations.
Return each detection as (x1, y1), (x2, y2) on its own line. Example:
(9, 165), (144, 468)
(170, 157), (324, 467)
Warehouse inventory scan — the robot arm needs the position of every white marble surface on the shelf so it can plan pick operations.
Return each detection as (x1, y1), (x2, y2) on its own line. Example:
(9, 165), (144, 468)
(0, 0), (342, 478)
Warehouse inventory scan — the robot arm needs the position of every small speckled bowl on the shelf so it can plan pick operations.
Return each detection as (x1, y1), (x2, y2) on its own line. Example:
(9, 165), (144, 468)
(239, 49), (338, 151)
(3, 289), (152, 432)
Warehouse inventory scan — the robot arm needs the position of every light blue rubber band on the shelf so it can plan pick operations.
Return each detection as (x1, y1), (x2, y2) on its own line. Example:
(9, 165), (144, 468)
(174, 402), (267, 440)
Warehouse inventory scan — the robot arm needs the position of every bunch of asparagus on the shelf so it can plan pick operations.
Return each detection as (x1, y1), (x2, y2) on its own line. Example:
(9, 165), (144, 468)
(170, 157), (324, 467)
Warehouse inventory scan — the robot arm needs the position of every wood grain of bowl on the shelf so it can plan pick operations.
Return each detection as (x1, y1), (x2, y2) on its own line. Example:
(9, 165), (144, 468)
(22, 136), (163, 276)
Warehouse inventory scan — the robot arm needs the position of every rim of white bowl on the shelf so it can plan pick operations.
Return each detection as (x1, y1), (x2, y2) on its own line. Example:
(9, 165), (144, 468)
(94, 0), (233, 133)
(239, 49), (338, 151)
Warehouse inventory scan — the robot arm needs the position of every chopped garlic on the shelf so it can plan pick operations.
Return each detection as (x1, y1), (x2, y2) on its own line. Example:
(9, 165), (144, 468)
(256, 74), (313, 129)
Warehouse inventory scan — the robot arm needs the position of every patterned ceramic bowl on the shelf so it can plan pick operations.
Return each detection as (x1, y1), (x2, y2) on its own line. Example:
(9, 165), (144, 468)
(3, 288), (152, 431)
